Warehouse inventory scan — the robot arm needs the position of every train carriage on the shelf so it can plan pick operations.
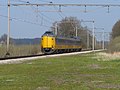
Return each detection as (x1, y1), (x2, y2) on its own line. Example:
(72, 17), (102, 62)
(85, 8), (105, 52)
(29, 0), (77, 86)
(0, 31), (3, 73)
(41, 31), (82, 54)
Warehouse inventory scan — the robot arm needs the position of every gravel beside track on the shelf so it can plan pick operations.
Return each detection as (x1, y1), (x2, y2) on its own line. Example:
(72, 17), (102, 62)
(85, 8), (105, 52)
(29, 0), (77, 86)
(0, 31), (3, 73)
(0, 50), (103, 64)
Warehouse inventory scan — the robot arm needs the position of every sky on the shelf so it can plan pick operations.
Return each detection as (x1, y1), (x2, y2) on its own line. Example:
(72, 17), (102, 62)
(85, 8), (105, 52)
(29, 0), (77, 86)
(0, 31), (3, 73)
(0, 0), (120, 40)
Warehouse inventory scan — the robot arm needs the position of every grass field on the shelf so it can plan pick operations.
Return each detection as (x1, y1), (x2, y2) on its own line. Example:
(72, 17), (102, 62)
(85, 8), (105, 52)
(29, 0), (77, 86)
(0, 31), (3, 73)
(0, 52), (120, 90)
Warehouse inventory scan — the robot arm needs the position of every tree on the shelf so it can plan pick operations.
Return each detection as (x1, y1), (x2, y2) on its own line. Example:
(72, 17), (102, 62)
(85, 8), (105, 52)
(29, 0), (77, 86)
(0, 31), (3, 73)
(108, 36), (120, 53)
(0, 34), (7, 44)
(0, 34), (13, 45)
(112, 20), (120, 39)
(51, 17), (81, 37)
(51, 17), (93, 48)
(108, 20), (120, 52)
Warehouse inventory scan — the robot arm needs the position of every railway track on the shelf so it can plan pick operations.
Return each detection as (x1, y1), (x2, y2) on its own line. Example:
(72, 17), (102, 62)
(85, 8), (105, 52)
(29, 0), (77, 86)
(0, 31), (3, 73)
(0, 49), (103, 64)
(0, 49), (89, 60)
(0, 54), (44, 60)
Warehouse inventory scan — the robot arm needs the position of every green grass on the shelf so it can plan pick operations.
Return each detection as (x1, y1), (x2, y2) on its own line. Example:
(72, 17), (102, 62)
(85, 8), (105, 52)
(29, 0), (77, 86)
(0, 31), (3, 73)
(0, 53), (120, 90)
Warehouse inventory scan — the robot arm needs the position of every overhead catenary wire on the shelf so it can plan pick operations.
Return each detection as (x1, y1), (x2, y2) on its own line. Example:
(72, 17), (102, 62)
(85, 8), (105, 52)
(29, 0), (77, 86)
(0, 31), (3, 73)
(12, 2), (83, 29)
(10, 2), (120, 26)
(26, 1), (55, 24)
(32, 2), (56, 23)
(11, 0), (30, 3)
(37, 0), (52, 3)
(30, 6), (54, 24)
(11, 3), (120, 7)
(53, 5), (64, 19)
(51, 4), (78, 35)
(0, 14), (50, 27)
(10, 0), (55, 24)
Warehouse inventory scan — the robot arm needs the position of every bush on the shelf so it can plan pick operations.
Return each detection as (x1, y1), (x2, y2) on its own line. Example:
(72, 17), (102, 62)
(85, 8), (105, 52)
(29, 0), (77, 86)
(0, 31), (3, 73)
(0, 45), (41, 58)
(108, 36), (120, 53)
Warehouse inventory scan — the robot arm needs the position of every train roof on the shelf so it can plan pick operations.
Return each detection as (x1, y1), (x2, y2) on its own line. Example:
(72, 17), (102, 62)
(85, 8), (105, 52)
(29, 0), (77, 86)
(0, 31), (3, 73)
(42, 31), (81, 41)
(42, 31), (54, 36)
(56, 36), (81, 41)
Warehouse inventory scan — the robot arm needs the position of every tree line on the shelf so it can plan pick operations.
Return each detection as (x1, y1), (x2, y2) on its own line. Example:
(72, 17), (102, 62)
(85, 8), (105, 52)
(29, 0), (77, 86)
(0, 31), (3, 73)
(0, 34), (40, 45)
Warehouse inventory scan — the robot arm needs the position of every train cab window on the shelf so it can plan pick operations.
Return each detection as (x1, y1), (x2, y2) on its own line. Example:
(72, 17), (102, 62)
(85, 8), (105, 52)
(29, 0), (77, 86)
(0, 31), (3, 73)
(43, 31), (54, 36)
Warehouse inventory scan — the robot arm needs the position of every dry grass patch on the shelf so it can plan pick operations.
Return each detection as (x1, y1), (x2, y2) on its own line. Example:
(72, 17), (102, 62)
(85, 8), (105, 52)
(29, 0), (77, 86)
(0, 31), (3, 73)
(0, 45), (40, 58)
(95, 52), (120, 61)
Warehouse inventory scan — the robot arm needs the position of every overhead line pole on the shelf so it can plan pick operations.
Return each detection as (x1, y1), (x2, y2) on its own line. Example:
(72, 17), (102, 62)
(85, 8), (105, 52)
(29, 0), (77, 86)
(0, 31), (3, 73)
(92, 21), (95, 51)
(6, 0), (10, 56)
(102, 29), (105, 50)
(81, 20), (95, 50)
(94, 28), (104, 50)
(76, 26), (77, 37)
(96, 28), (104, 50)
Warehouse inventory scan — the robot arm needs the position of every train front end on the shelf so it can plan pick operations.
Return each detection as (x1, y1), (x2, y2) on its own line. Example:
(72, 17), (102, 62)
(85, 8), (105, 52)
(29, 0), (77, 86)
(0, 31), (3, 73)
(41, 31), (55, 54)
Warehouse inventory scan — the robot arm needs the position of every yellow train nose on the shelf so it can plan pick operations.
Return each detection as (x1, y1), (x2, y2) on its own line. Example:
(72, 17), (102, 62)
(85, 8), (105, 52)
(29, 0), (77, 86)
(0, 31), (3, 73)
(41, 36), (54, 48)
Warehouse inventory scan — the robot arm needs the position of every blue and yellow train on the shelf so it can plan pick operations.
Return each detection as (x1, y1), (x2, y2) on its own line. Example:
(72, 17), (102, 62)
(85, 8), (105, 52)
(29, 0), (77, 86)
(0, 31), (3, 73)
(41, 31), (82, 54)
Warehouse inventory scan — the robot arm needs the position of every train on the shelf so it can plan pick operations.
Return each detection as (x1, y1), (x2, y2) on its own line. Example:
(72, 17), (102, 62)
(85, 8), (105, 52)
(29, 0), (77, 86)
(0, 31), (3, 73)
(41, 31), (82, 54)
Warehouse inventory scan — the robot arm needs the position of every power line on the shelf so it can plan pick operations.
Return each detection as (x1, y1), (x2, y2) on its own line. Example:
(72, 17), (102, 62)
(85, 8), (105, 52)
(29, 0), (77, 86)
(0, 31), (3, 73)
(0, 14), (50, 27)
(11, 3), (120, 14)
(37, 0), (52, 3)
(52, 5), (79, 36)
(12, 3), (120, 7)
(10, 1), (55, 25)
(30, 6), (54, 24)
(49, 3), (78, 35)
(20, 1), (55, 24)
(53, 5), (64, 19)
(11, 0), (30, 3)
